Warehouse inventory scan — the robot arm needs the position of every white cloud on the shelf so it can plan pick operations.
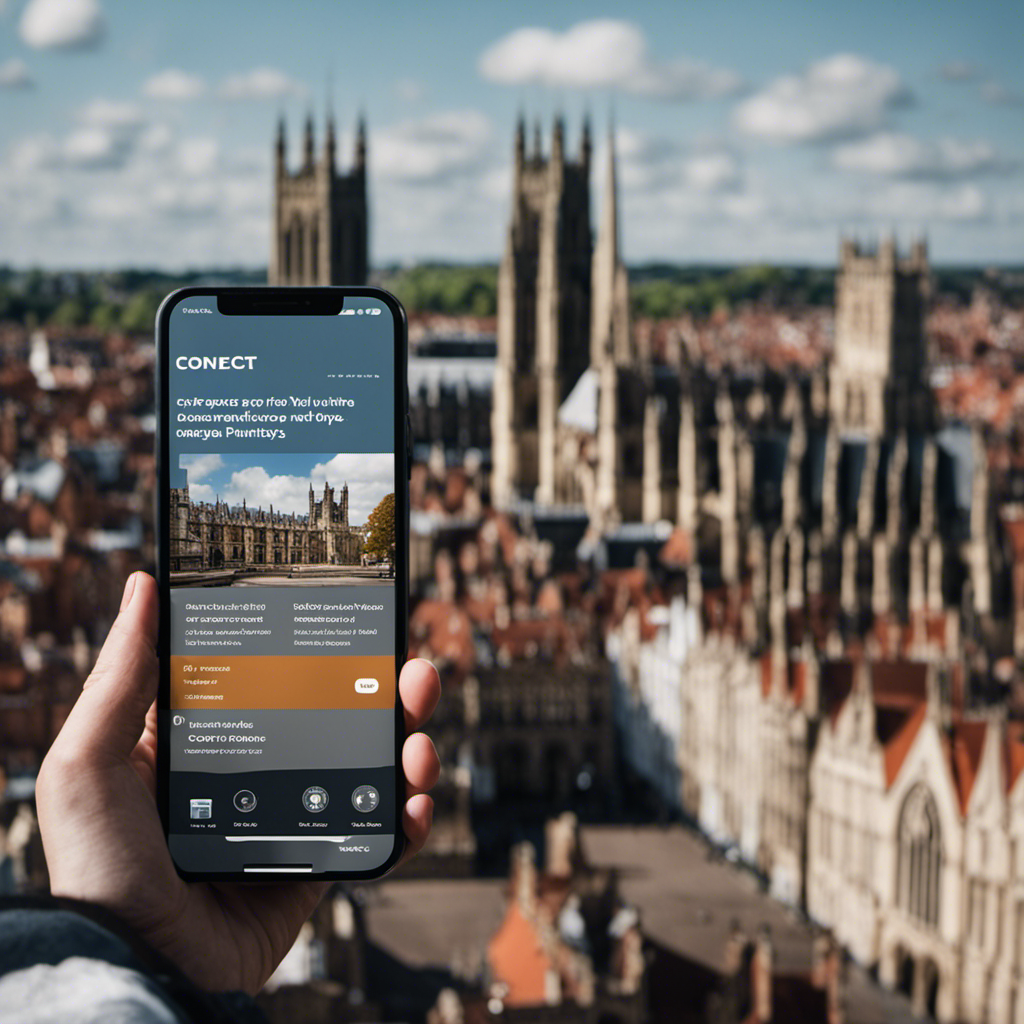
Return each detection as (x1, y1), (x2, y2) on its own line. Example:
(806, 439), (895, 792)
(8, 135), (59, 172)
(939, 60), (977, 82)
(833, 133), (1006, 179)
(309, 454), (395, 524)
(733, 54), (908, 142)
(52, 100), (147, 169)
(176, 138), (219, 176)
(144, 69), (206, 101)
(0, 59), (34, 89)
(479, 19), (742, 99)
(684, 152), (741, 191)
(863, 182), (988, 222)
(394, 77), (425, 103)
(138, 122), (174, 155)
(180, 454), (224, 482)
(608, 128), (741, 196)
(19, 0), (103, 50)
(364, 112), (506, 259)
(63, 126), (130, 168)
(0, 92), (272, 267)
(373, 111), (492, 183)
(199, 455), (394, 523)
(981, 80), (1023, 106)
(218, 67), (305, 101)
(80, 98), (145, 128)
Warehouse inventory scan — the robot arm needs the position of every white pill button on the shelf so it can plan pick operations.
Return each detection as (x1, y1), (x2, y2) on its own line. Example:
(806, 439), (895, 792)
(355, 678), (379, 694)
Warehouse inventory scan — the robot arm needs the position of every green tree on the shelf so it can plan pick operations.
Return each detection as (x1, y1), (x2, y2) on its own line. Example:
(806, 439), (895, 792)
(50, 299), (87, 327)
(90, 303), (122, 332)
(363, 492), (396, 562)
(120, 291), (159, 333)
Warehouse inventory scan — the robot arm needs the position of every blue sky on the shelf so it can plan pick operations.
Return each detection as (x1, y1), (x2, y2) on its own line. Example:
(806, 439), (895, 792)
(1, 0), (1021, 267)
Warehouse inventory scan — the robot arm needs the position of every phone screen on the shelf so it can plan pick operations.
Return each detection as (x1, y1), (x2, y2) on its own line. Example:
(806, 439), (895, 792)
(159, 291), (404, 877)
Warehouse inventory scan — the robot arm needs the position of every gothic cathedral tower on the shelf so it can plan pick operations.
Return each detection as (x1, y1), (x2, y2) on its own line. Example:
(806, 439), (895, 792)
(491, 117), (593, 507)
(830, 237), (930, 435)
(270, 114), (368, 286)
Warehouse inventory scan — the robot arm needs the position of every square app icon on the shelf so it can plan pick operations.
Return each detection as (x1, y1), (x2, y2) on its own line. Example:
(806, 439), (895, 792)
(190, 798), (212, 820)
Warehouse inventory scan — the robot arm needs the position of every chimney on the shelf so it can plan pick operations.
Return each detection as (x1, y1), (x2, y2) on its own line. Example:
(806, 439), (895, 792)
(871, 533), (890, 617)
(802, 638), (821, 717)
(511, 842), (537, 915)
(811, 932), (844, 1024)
(723, 919), (746, 974)
(753, 925), (773, 1022)
(840, 531), (858, 618)
(545, 811), (579, 879)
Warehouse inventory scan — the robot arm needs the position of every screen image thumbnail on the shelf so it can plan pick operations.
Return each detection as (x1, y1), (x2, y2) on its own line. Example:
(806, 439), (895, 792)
(169, 452), (395, 587)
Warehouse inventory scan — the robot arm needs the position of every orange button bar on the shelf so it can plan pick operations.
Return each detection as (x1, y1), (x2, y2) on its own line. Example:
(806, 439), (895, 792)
(170, 655), (396, 711)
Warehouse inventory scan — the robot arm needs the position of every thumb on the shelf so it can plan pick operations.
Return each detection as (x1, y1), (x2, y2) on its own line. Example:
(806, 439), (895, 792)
(56, 571), (159, 765)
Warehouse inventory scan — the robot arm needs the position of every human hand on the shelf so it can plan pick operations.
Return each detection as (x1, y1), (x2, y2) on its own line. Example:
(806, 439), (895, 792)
(36, 571), (440, 994)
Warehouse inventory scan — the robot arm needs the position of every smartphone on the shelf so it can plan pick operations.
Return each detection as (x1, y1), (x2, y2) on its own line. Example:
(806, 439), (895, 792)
(155, 287), (408, 880)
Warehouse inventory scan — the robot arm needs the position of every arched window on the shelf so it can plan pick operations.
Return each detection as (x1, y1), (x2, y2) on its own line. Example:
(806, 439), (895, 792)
(310, 224), (319, 282)
(897, 784), (942, 929)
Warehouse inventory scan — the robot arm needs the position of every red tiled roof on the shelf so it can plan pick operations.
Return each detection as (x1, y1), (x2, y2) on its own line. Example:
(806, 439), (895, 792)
(0, 664), (28, 692)
(760, 651), (773, 700)
(487, 902), (552, 1007)
(949, 720), (988, 815)
(658, 527), (692, 568)
(703, 585), (742, 638)
(756, 973), (831, 1024)
(1005, 722), (1024, 795)
(872, 660), (928, 710)
(880, 703), (927, 789)
(492, 615), (576, 663)
(788, 661), (807, 707)
(408, 599), (475, 676)
(1002, 515), (1024, 562)
(820, 659), (855, 728)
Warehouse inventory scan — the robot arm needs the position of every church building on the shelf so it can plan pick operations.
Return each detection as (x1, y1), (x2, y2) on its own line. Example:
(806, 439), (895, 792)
(269, 113), (368, 286)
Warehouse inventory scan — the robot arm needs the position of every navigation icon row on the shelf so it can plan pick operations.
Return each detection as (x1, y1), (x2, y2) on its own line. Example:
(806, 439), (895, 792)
(188, 784), (380, 819)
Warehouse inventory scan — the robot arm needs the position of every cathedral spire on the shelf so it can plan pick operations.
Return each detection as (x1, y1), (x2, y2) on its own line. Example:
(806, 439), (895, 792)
(590, 120), (628, 366)
(324, 109), (336, 172)
(303, 111), (315, 169)
(514, 111), (525, 171)
(355, 112), (366, 171)
(602, 120), (619, 262)
(275, 115), (286, 175)
(580, 112), (592, 172)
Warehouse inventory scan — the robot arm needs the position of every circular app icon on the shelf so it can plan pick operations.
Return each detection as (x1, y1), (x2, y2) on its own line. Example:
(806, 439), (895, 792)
(302, 786), (329, 813)
(233, 789), (257, 813)
(351, 785), (380, 814)
(172, 714), (185, 726)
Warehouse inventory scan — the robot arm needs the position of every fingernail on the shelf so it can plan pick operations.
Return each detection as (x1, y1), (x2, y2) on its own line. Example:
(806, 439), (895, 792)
(120, 573), (137, 612)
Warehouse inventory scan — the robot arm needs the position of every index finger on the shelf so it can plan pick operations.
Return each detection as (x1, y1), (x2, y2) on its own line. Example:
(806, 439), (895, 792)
(399, 658), (441, 733)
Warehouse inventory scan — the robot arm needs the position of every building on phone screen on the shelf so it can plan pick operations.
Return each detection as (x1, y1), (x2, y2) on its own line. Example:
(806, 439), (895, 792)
(169, 479), (362, 573)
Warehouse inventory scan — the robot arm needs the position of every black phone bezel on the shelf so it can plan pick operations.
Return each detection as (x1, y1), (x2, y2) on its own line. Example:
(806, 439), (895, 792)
(154, 285), (410, 882)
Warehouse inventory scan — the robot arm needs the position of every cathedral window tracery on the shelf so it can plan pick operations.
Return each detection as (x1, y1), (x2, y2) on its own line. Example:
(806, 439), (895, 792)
(897, 784), (942, 929)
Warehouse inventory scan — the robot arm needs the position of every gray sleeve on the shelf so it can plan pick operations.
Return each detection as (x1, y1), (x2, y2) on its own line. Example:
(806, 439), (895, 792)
(0, 956), (183, 1024)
